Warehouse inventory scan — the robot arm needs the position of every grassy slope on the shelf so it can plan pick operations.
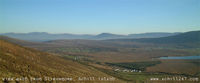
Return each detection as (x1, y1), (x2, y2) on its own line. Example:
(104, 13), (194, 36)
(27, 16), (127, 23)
(0, 40), (124, 82)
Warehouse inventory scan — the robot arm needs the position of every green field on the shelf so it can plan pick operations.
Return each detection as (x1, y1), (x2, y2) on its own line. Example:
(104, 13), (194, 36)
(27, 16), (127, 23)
(106, 61), (161, 71)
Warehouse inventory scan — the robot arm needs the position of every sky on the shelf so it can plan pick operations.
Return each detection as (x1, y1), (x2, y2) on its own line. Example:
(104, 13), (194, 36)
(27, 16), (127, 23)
(0, 0), (200, 34)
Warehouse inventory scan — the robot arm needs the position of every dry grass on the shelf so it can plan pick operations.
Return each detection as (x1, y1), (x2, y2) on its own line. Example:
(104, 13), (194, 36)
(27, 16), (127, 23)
(146, 60), (200, 75)
(0, 40), (124, 83)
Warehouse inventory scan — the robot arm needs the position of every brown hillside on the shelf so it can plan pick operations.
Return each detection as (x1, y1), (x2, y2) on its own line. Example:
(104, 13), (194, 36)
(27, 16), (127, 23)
(0, 40), (122, 83)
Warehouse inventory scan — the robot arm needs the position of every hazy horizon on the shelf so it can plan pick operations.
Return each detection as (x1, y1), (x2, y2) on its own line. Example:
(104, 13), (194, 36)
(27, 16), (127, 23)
(0, 31), (191, 35)
(1, 0), (200, 34)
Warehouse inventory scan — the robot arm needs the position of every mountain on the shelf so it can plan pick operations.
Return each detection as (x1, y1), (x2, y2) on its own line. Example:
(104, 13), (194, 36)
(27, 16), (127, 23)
(0, 38), (117, 82)
(108, 31), (200, 44)
(128, 32), (180, 38)
(1, 32), (94, 41)
(0, 35), (43, 46)
(92, 33), (126, 40)
(0, 32), (180, 41)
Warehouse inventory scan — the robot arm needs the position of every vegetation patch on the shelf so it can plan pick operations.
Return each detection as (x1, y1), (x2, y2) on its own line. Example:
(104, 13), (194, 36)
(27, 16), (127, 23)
(106, 61), (161, 71)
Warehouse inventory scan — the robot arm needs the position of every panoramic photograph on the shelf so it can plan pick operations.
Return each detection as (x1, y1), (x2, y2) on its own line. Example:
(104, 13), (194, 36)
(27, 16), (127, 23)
(0, 0), (200, 83)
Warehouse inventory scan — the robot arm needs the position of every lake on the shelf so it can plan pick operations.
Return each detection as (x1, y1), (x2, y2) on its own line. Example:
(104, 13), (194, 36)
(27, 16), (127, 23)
(159, 55), (200, 60)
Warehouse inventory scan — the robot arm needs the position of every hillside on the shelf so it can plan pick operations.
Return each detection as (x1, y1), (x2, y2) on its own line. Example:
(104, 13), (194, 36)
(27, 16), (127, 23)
(108, 31), (200, 44)
(0, 36), (43, 46)
(0, 39), (120, 82)
(128, 32), (180, 38)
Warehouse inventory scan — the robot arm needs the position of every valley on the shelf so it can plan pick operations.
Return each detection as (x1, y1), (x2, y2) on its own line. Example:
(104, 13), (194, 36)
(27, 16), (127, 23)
(1, 31), (199, 83)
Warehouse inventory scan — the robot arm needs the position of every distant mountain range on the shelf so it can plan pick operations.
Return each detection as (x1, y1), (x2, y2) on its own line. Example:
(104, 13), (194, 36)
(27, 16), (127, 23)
(0, 32), (180, 41)
(108, 31), (200, 44)
(1, 30), (199, 51)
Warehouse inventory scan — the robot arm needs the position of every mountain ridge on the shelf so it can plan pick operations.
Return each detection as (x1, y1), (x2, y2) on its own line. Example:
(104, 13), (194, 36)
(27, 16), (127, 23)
(107, 31), (200, 44)
(0, 32), (180, 41)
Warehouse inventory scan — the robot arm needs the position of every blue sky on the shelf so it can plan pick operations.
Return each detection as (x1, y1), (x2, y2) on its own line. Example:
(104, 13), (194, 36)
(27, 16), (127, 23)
(0, 0), (199, 34)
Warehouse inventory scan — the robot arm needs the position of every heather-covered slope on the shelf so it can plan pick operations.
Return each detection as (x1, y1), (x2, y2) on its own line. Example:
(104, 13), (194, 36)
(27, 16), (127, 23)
(0, 40), (121, 82)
